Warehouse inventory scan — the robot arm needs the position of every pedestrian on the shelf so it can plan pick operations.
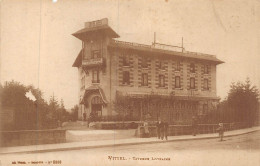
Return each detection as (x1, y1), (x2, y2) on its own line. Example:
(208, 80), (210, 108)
(156, 120), (162, 139)
(143, 121), (150, 138)
(216, 123), (224, 141)
(163, 121), (169, 140)
(160, 121), (165, 140)
(191, 116), (198, 136)
(83, 112), (86, 121)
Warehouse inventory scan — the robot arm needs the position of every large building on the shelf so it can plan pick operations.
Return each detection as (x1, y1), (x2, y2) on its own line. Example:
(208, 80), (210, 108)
(72, 18), (224, 124)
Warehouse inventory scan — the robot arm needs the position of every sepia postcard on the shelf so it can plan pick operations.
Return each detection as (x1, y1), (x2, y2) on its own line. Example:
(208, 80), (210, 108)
(0, 0), (259, 166)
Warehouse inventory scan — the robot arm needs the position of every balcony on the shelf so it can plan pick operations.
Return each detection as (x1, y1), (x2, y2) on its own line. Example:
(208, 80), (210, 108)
(82, 58), (104, 68)
(92, 80), (100, 84)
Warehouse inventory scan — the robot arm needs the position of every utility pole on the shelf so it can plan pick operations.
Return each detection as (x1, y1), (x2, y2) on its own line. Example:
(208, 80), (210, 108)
(153, 32), (156, 46)
(182, 37), (184, 52)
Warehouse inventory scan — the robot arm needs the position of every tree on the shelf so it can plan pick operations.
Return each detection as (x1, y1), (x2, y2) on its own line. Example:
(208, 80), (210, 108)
(58, 99), (70, 122)
(48, 94), (60, 121)
(70, 105), (79, 121)
(1, 81), (52, 130)
(220, 78), (259, 126)
(113, 92), (133, 121)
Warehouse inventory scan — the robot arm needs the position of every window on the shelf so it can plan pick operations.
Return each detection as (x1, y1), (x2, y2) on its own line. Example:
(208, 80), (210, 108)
(91, 50), (101, 59)
(190, 63), (195, 73)
(159, 74), (165, 87)
(123, 71), (130, 85)
(159, 61), (164, 70)
(176, 61), (181, 71)
(204, 65), (209, 74)
(175, 76), (181, 88)
(96, 20), (102, 26)
(204, 79), (209, 90)
(141, 57), (148, 68)
(141, 73), (148, 86)
(122, 54), (130, 66)
(190, 77), (195, 89)
(92, 70), (100, 83)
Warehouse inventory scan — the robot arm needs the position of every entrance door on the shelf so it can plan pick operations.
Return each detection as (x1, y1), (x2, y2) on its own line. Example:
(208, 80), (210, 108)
(91, 96), (103, 118)
(92, 104), (102, 117)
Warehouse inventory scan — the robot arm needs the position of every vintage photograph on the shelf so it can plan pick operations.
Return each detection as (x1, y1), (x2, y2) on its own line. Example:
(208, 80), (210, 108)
(0, 0), (259, 165)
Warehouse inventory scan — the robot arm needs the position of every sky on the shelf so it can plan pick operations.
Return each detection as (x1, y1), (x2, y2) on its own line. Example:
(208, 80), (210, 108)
(1, 0), (260, 109)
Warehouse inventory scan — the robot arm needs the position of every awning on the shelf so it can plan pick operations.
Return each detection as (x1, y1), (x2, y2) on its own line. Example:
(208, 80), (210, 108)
(123, 91), (220, 101)
(80, 86), (108, 105)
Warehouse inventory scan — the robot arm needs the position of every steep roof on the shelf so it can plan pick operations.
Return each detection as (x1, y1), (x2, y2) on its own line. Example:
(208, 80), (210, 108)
(80, 85), (108, 104)
(72, 25), (119, 41)
(72, 49), (82, 67)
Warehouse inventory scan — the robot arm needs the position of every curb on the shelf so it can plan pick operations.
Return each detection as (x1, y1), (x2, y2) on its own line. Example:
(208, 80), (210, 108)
(1, 128), (259, 155)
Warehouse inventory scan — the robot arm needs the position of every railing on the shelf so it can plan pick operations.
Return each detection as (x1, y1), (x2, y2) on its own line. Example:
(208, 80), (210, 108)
(113, 40), (152, 48)
(136, 122), (251, 137)
(185, 51), (216, 58)
(92, 80), (100, 83)
(152, 43), (184, 52)
(112, 40), (216, 59)
(82, 58), (103, 67)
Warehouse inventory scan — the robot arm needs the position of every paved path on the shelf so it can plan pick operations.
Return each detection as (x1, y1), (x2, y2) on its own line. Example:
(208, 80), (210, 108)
(66, 129), (136, 142)
(1, 126), (259, 154)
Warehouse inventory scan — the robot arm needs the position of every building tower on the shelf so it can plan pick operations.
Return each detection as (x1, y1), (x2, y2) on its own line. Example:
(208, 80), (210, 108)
(72, 18), (119, 120)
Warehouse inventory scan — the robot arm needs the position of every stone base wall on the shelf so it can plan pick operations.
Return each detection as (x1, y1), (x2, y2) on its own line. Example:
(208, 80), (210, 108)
(0, 129), (66, 147)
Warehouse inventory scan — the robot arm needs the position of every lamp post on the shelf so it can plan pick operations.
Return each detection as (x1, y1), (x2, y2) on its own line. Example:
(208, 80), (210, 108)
(188, 89), (194, 116)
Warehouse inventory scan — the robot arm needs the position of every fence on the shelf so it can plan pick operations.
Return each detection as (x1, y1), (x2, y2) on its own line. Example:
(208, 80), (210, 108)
(136, 122), (250, 137)
(0, 129), (66, 147)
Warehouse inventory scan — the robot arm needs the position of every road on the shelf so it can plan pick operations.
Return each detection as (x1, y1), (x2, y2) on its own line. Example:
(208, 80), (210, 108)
(1, 131), (260, 166)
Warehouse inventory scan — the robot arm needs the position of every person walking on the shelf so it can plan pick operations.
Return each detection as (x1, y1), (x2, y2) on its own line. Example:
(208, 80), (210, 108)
(156, 120), (162, 139)
(143, 121), (150, 138)
(160, 121), (165, 140)
(191, 116), (198, 136)
(163, 121), (169, 140)
(83, 112), (86, 121)
(216, 123), (224, 141)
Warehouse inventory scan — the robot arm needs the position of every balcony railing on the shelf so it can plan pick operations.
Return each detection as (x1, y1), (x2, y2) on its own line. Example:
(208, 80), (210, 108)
(82, 58), (104, 67)
(92, 80), (100, 84)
